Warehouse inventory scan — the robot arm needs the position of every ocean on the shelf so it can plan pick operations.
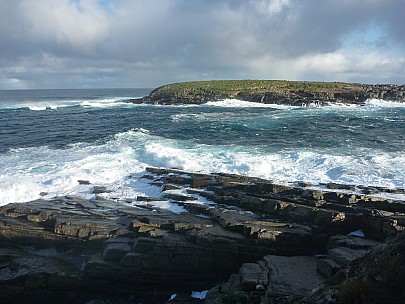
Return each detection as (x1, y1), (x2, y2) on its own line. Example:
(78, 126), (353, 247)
(0, 88), (404, 207)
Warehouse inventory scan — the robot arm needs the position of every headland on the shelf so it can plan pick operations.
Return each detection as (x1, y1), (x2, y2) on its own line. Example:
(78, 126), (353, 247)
(129, 80), (405, 106)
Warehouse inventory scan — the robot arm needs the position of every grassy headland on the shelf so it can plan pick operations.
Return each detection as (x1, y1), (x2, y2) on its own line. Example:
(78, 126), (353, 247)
(131, 80), (404, 105)
(150, 79), (364, 97)
(152, 80), (364, 95)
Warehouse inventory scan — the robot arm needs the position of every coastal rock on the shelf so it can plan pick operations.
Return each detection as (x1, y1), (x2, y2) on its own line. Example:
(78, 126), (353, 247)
(102, 243), (131, 261)
(264, 255), (324, 299)
(239, 262), (269, 291)
(329, 234), (380, 250)
(308, 233), (405, 304)
(205, 255), (324, 304)
(327, 247), (367, 266)
(1, 167), (404, 303)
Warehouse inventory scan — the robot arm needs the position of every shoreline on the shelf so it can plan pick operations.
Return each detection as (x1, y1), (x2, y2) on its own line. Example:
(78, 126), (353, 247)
(1, 167), (404, 303)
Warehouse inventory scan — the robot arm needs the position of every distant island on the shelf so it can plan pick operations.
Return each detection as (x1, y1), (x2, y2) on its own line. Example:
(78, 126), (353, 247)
(130, 80), (405, 106)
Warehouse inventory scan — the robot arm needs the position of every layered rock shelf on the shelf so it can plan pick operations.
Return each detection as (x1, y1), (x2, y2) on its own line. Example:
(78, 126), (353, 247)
(1, 167), (404, 303)
(129, 80), (405, 106)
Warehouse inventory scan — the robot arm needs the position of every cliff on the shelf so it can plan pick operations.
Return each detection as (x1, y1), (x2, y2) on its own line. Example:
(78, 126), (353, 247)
(129, 80), (405, 106)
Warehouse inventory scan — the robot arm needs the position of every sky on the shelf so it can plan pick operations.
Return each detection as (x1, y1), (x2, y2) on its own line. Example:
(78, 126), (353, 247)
(0, 0), (404, 89)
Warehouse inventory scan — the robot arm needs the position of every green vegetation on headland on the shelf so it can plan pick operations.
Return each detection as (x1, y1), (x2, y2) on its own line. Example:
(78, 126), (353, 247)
(151, 79), (364, 96)
(131, 79), (405, 106)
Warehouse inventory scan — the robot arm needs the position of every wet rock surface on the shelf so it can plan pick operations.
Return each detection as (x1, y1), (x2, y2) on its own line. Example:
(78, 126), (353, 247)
(1, 167), (404, 303)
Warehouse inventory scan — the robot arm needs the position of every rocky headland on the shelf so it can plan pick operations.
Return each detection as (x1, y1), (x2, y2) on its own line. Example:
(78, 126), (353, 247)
(1, 167), (405, 303)
(129, 80), (405, 106)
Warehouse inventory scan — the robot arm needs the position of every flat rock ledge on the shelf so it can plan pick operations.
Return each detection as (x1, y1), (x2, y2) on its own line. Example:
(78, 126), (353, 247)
(1, 167), (404, 303)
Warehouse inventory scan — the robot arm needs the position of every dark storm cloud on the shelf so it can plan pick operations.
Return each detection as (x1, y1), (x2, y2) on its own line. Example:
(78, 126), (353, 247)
(0, 0), (404, 89)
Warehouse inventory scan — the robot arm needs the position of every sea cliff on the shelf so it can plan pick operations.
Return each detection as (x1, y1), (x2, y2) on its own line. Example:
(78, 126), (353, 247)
(129, 80), (405, 106)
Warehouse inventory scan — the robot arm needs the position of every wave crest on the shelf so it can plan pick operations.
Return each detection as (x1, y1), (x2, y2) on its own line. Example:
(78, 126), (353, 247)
(363, 99), (405, 108)
(0, 97), (142, 111)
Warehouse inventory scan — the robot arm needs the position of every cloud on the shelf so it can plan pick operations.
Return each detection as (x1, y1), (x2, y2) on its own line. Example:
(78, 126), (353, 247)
(0, 0), (404, 89)
(0, 0), (109, 57)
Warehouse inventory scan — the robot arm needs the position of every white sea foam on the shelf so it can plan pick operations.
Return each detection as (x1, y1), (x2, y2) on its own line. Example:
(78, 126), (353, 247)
(171, 113), (201, 121)
(28, 105), (50, 111)
(363, 98), (405, 108)
(204, 98), (294, 109)
(0, 136), (160, 206)
(12, 97), (403, 111)
(171, 112), (242, 122)
(140, 142), (405, 190)
(79, 98), (133, 108)
(1, 101), (71, 111)
(1, 128), (404, 207)
(19, 102), (75, 111)
(0, 97), (141, 111)
(201, 98), (403, 110)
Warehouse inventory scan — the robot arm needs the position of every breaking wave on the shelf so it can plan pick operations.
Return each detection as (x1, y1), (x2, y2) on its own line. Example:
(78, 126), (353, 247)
(1, 128), (404, 206)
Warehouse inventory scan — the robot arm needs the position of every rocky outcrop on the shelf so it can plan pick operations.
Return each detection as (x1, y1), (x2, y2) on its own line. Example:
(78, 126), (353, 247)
(306, 233), (405, 304)
(206, 234), (384, 304)
(205, 255), (325, 304)
(129, 81), (405, 106)
(233, 90), (368, 106)
(0, 167), (404, 303)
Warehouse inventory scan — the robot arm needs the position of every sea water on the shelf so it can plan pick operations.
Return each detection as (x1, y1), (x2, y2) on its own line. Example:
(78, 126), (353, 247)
(0, 88), (404, 206)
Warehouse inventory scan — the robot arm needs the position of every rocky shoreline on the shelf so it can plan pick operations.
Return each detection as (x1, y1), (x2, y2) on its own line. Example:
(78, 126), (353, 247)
(129, 81), (405, 106)
(1, 167), (405, 303)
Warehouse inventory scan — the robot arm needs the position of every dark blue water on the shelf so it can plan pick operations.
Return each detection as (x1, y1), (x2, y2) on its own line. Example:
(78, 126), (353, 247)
(0, 89), (404, 204)
(1, 89), (404, 153)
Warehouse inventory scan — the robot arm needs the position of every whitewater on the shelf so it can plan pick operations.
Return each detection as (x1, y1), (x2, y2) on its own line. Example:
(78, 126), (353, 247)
(0, 88), (404, 206)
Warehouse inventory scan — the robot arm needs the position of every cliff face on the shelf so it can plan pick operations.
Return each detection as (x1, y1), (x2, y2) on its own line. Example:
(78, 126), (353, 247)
(130, 80), (405, 106)
(233, 90), (368, 106)
(366, 84), (405, 100)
